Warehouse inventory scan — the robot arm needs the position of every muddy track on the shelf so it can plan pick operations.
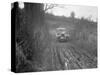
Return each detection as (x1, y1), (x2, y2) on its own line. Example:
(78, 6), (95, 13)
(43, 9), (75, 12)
(48, 41), (97, 70)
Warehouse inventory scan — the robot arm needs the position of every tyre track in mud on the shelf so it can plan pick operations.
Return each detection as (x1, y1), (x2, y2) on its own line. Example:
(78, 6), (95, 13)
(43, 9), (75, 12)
(49, 42), (81, 70)
(68, 44), (97, 68)
(48, 41), (96, 70)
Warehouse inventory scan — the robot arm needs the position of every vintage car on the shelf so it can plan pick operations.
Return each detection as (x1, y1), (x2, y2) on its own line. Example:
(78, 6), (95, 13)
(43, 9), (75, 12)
(56, 27), (70, 42)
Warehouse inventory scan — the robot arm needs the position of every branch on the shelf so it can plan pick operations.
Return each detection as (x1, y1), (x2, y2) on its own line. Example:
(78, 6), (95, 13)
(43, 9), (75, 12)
(44, 4), (58, 11)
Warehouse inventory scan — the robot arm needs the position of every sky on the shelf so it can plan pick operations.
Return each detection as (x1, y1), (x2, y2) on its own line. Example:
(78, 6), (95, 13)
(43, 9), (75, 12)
(47, 4), (98, 21)
(17, 2), (98, 22)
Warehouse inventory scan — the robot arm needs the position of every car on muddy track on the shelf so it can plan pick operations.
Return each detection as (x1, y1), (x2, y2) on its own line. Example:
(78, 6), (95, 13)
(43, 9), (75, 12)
(56, 27), (70, 42)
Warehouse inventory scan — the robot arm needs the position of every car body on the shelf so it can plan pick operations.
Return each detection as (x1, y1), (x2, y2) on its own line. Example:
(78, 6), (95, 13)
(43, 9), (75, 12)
(56, 27), (70, 42)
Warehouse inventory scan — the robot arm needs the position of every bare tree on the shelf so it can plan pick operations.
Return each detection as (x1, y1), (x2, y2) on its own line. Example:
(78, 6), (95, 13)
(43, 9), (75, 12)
(44, 4), (58, 12)
(70, 11), (75, 18)
(43, 3), (69, 13)
(87, 15), (92, 21)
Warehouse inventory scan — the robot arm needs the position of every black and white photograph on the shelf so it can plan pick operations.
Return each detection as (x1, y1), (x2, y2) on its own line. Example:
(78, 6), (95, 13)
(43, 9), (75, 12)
(11, 1), (97, 73)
